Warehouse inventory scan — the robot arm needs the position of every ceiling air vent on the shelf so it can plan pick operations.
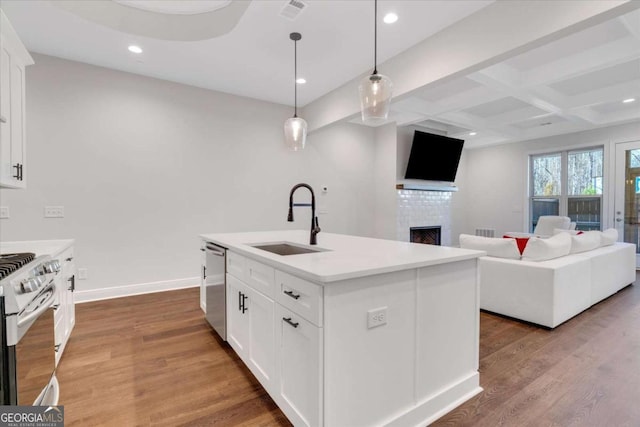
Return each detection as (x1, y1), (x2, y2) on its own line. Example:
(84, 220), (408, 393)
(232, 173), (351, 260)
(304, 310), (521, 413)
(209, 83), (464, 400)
(280, 0), (307, 20)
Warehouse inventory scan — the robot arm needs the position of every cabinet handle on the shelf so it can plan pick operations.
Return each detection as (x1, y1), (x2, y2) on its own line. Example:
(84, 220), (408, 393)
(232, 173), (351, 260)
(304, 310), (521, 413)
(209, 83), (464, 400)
(52, 304), (60, 310)
(202, 265), (206, 280)
(12, 164), (21, 180)
(54, 344), (61, 352)
(241, 294), (248, 313)
(67, 275), (75, 292)
(66, 257), (73, 262)
(238, 291), (242, 311)
(283, 317), (299, 328)
(284, 290), (301, 300)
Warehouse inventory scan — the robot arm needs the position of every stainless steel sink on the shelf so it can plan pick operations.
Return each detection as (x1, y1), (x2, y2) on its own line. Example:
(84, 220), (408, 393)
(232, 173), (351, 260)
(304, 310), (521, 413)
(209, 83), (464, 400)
(250, 242), (328, 256)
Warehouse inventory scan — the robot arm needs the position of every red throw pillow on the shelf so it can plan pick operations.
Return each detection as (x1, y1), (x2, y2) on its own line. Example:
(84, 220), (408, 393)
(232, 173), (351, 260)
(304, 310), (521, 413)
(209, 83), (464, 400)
(503, 235), (530, 255)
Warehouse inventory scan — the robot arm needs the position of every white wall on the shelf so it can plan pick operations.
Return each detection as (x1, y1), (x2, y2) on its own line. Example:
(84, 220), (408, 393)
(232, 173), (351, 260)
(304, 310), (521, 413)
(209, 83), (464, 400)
(0, 54), (378, 296)
(373, 123), (397, 240)
(457, 122), (640, 242)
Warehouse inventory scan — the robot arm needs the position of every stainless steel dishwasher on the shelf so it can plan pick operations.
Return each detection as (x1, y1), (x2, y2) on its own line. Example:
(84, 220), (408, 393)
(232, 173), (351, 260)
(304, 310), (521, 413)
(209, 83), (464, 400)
(204, 242), (227, 341)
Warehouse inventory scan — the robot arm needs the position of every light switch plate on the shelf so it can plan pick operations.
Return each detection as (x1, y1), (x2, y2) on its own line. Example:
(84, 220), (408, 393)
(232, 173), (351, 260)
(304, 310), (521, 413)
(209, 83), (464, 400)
(0, 206), (9, 219)
(44, 206), (64, 218)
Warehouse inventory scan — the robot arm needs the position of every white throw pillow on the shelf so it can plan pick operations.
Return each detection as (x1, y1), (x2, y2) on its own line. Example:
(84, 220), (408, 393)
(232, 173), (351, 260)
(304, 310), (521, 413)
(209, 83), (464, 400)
(459, 234), (521, 259)
(569, 231), (601, 254)
(600, 228), (618, 246)
(521, 232), (571, 262)
(553, 228), (583, 236)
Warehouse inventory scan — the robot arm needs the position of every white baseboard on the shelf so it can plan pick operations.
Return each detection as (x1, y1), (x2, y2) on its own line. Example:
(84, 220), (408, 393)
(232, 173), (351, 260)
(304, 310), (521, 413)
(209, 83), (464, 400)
(74, 277), (199, 303)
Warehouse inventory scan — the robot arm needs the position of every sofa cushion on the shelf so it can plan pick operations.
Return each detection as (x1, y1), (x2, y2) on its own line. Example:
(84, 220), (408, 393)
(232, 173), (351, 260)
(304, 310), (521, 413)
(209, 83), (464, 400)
(600, 228), (618, 246)
(459, 234), (521, 259)
(521, 232), (571, 261)
(553, 228), (583, 235)
(569, 231), (601, 254)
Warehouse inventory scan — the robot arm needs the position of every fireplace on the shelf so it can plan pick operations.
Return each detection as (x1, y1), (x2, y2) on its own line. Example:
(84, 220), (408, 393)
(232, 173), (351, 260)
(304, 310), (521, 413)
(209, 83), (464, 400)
(410, 226), (441, 246)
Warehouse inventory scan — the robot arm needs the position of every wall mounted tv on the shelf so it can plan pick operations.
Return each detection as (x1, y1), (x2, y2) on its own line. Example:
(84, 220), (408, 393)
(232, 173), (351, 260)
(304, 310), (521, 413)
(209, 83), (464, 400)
(404, 130), (464, 183)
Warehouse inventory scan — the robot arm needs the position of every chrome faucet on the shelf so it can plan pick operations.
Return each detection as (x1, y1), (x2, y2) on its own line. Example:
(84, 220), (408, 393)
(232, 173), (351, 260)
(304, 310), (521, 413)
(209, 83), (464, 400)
(288, 183), (321, 245)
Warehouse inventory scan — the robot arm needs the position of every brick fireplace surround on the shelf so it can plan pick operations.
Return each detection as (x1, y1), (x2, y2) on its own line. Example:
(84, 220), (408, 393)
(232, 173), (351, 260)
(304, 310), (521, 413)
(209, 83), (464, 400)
(397, 189), (452, 246)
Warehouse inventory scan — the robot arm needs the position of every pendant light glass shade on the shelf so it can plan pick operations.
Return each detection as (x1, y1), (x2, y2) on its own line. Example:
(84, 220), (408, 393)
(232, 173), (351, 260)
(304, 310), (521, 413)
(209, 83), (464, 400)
(284, 116), (307, 151)
(359, 73), (392, 122)
(360, 0), (392, 123)
(284, 32), (307, 151)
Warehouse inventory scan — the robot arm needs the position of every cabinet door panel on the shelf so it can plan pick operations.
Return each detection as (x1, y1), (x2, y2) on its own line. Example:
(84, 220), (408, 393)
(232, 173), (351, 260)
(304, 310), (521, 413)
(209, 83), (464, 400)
(247, 288), (275, 389)
(0, 48), (12, 184)
(276, 305), (322, 427)
(9, 62), (23, 165)
(226, 274), (249, 358)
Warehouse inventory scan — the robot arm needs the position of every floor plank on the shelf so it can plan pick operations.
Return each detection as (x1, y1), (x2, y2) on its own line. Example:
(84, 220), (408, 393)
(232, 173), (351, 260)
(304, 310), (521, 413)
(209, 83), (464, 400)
(57, 274), (639, 426)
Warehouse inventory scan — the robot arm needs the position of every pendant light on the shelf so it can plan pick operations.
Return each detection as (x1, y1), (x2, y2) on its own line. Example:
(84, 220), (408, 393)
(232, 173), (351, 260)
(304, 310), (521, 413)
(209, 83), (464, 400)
(359, 0), (392, 123)
(284, 32), (307, 151)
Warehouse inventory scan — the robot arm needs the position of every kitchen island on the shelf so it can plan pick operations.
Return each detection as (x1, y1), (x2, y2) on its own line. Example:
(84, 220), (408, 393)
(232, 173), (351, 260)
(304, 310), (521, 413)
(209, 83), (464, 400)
(199, 230), (485, 427)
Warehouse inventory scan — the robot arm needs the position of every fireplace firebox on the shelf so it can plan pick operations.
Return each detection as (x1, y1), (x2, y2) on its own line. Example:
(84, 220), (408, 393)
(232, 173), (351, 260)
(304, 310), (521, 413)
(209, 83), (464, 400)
(410, 226), (441, 246)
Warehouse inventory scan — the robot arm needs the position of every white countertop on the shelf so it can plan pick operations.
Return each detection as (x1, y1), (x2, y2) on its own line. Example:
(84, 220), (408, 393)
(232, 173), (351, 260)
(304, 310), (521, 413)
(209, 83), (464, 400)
(1, 239), (74, 258)
(200, 230), (485, 283)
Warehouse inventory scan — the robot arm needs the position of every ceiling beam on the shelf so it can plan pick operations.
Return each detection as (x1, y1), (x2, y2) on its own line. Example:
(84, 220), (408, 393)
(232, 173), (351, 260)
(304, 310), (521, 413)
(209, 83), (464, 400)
(521, 38), (640, 87)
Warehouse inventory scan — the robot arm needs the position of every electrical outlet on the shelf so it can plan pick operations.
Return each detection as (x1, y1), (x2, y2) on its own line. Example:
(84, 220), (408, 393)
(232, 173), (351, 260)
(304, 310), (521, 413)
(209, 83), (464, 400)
(367, 306), (387, 329)
(78, 268), (88, 280)
(44, 206), (64, 218)
(0, 206), (9, 219)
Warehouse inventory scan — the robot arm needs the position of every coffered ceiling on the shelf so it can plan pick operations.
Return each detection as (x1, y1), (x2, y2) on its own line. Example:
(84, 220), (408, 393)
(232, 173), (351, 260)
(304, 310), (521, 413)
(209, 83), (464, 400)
(389, 8), (640, 148)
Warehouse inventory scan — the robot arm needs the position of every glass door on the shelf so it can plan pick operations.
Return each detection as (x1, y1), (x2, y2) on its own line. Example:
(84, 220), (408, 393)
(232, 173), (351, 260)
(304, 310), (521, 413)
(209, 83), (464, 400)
(614, 140), (640, 268)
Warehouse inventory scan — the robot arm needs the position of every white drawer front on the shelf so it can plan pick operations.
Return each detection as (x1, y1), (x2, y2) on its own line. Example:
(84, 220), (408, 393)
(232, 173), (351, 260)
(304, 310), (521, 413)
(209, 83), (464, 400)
(245, 258), (275, 299)
(275, 270), (323, 327)
(227, 251), (246, 281)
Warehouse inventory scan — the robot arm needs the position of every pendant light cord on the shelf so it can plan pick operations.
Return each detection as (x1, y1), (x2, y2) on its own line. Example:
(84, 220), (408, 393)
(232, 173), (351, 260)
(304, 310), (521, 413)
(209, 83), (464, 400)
(373, 0), (378, 75)
(294, 38), (298, 118)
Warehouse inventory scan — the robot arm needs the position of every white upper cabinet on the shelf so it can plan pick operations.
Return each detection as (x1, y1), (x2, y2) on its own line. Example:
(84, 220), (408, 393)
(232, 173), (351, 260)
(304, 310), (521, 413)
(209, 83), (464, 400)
(0, 9), (34, 189)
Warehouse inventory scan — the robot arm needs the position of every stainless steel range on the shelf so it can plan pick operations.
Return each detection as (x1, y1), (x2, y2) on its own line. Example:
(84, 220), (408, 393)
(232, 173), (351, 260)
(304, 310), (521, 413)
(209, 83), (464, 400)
(0, 252), (60, 405)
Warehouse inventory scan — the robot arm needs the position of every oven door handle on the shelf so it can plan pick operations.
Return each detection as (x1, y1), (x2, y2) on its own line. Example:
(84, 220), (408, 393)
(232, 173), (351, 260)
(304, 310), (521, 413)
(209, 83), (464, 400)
(16, 284), (56, 328)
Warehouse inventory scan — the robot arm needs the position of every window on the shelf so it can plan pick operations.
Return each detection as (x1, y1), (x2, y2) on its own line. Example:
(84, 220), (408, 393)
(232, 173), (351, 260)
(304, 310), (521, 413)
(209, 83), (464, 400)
(529, 146), (603, 231)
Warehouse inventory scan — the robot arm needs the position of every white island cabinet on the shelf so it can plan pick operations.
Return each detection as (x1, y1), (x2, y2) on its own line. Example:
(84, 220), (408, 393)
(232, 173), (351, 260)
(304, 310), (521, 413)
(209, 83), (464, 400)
(200, 230), (485, 427)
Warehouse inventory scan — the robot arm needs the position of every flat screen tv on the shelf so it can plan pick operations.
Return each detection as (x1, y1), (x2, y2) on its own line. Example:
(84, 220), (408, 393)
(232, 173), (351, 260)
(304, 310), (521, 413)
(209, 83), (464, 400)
(404, 130), (464, 182)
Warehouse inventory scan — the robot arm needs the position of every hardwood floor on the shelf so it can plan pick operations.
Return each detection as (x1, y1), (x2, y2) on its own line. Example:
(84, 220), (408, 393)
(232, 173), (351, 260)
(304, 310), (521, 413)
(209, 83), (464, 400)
(57, 289), (291, 427)
(57, 274), (640, 426)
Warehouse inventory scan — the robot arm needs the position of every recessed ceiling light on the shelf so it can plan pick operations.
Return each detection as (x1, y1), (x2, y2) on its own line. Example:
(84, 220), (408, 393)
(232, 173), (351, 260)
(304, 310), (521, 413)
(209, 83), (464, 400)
(128, 45), (143, 54)
(469, 132), (477, 136)
(296, 78), (306, 84)
(383, 13), (398, 24)
(623, 98), (636, 103)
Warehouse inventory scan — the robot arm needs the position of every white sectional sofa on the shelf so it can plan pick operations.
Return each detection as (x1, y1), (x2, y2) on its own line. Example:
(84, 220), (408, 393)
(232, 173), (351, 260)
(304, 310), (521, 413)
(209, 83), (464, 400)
(460, 230), (636, 328)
